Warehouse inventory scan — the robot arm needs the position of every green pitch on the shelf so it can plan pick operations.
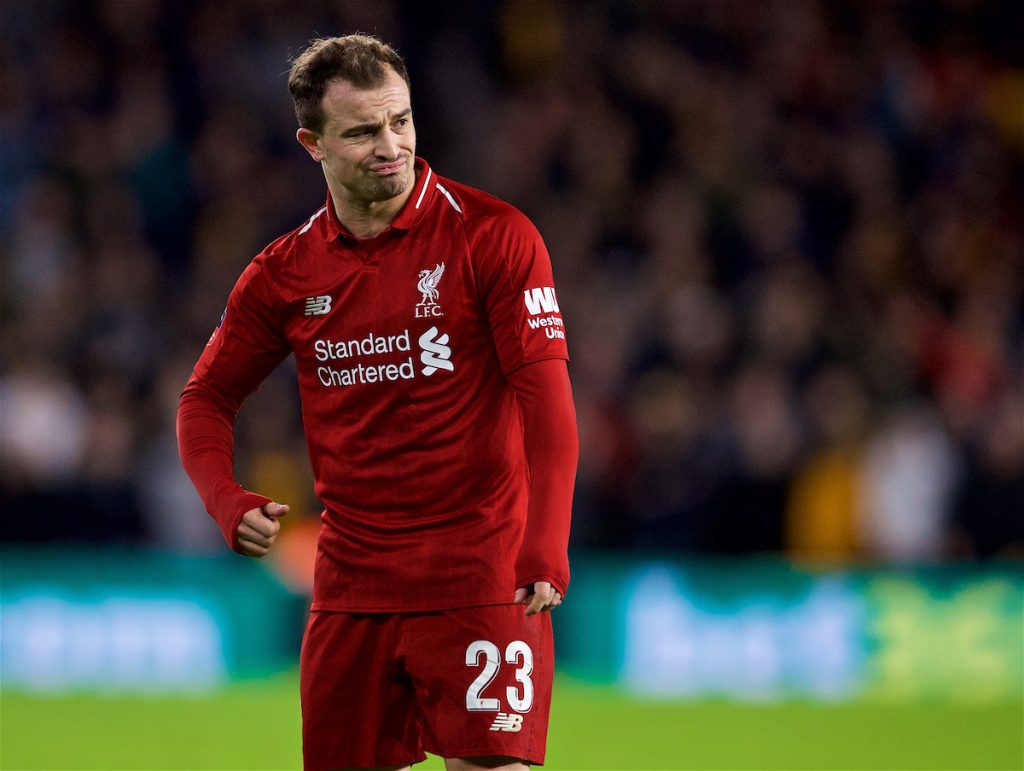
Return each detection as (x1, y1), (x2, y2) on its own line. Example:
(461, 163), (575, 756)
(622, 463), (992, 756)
(2, 672), (1020, 770)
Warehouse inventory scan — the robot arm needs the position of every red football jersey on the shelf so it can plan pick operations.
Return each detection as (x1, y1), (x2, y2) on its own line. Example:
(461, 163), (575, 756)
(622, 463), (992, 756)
(182, 159), (571, 612)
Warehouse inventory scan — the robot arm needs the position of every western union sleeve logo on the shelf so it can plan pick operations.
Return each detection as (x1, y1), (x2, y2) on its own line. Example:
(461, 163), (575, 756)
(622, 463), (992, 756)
(523, 286), (559, 315)
(524, 287), (565, 340)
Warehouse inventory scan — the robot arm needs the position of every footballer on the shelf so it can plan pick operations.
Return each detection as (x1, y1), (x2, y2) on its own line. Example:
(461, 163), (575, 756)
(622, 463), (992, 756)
(177, 34), (578, 770)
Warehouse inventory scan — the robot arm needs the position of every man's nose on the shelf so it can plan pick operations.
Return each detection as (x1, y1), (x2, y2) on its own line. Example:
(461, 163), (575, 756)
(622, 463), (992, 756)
(374, 128), (401, 159)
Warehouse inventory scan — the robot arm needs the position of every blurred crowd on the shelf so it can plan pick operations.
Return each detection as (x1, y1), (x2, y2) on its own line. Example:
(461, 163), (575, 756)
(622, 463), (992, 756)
(2, 0), (1022, 563)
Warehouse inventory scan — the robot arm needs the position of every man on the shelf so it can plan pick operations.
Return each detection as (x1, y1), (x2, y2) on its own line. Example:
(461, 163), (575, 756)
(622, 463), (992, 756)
(177, 34), (578, 771)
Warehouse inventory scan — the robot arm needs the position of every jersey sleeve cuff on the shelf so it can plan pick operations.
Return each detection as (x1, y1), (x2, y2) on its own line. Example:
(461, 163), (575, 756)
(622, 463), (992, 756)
(515, 570), (569, 598)
(221, 491), (274, 553)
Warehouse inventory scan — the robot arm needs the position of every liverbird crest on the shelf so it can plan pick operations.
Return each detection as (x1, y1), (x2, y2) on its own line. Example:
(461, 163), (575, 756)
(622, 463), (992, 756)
(417, 262), (445, 306)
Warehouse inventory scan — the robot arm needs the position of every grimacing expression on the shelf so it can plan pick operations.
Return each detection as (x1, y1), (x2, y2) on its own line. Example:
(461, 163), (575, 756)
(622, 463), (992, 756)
(305, 67), (416, 205)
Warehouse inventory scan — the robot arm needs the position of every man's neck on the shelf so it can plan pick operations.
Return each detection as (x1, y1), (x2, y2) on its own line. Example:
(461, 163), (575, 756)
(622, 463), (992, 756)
(330, 173), (416, 240)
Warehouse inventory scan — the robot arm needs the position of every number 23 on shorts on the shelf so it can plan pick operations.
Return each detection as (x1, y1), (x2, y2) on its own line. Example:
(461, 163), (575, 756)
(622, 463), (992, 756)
(464, 639), (534, 713)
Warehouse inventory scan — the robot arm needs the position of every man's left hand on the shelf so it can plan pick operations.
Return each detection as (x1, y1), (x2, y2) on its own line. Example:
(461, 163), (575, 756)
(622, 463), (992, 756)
(515, 581), (562, 616)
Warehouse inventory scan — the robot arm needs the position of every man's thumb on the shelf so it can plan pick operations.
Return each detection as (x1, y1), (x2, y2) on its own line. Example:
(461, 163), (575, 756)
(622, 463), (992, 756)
(262, 502), (290, 518)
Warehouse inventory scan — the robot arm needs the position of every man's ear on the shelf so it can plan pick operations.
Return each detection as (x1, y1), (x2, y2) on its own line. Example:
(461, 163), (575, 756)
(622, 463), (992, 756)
(296, 128), (323, 162)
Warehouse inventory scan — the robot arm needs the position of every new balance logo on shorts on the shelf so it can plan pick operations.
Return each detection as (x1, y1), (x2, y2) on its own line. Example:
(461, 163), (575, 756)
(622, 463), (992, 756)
(305, 295), (332, 316)
(489, 713), (523, 733)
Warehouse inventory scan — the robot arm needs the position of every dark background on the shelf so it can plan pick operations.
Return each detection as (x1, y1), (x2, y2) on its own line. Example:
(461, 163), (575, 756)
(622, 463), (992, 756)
(2, 0), (1022, 564)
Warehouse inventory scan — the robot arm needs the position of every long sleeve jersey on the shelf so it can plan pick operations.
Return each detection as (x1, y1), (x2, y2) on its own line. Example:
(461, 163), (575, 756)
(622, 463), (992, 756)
(177, 158), (578, 612)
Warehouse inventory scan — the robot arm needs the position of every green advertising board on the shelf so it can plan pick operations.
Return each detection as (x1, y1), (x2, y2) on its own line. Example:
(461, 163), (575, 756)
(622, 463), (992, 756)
(555, 554), (1024, 703)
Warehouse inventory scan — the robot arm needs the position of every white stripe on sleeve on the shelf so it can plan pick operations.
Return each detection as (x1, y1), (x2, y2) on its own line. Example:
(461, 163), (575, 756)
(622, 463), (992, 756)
(414, 167), (433, 209)
(435, 183), (462, 214)
(298, 205), (328, 235)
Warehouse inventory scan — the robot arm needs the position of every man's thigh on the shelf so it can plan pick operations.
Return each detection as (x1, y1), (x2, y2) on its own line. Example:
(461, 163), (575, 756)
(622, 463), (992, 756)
(300, 611), (427, 770)
(403, 604), (554, 766)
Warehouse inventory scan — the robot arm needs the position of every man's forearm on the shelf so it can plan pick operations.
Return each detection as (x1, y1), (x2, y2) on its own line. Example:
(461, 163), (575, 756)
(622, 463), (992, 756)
(177, 383), (271, 552)
(507, 359), (579, 595)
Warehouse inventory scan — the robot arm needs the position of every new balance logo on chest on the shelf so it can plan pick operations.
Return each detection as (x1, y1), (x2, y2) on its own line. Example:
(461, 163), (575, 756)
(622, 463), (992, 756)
(304, 295), (333, 316)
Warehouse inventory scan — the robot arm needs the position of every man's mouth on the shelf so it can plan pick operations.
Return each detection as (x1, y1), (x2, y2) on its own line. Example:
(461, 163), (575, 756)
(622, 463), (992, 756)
(369, 160), (406, 176)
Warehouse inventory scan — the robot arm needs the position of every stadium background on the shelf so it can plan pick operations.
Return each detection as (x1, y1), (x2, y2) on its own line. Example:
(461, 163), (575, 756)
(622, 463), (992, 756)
(1, 1), (1021, 769)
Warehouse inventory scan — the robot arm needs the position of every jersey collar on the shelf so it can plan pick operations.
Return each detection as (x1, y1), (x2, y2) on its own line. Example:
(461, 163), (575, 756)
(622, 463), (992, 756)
(321, 157), (435, 242)
(390, 157), (436, 231)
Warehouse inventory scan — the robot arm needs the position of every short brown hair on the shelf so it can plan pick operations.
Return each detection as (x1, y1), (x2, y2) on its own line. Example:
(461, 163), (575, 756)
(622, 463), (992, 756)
(288, 34), (410, 132)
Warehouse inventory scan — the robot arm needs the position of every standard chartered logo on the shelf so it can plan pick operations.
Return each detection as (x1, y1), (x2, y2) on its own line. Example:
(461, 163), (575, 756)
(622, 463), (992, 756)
(313, 327), (454, 387)
(419, 326), (455, 376)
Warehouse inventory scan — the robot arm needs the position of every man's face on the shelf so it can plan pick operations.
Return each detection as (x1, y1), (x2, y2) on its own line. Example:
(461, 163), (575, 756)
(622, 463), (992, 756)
(302, 67), (416, 206)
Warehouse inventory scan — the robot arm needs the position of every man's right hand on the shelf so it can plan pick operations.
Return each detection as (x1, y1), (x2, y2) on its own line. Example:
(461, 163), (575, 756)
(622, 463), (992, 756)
(236, 502), (290, 557)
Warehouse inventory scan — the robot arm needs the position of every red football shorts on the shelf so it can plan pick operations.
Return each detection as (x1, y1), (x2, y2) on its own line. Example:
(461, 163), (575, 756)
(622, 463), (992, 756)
(300, 604), (554, 770)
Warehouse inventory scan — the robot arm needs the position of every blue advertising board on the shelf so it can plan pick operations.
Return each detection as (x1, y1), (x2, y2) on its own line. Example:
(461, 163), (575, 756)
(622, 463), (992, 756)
(0, 548), (307, 692)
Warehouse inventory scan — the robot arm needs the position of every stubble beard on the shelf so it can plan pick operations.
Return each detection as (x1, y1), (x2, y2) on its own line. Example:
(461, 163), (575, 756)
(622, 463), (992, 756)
(364, 172), (409, 202)
(357, 159), (412, 204)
